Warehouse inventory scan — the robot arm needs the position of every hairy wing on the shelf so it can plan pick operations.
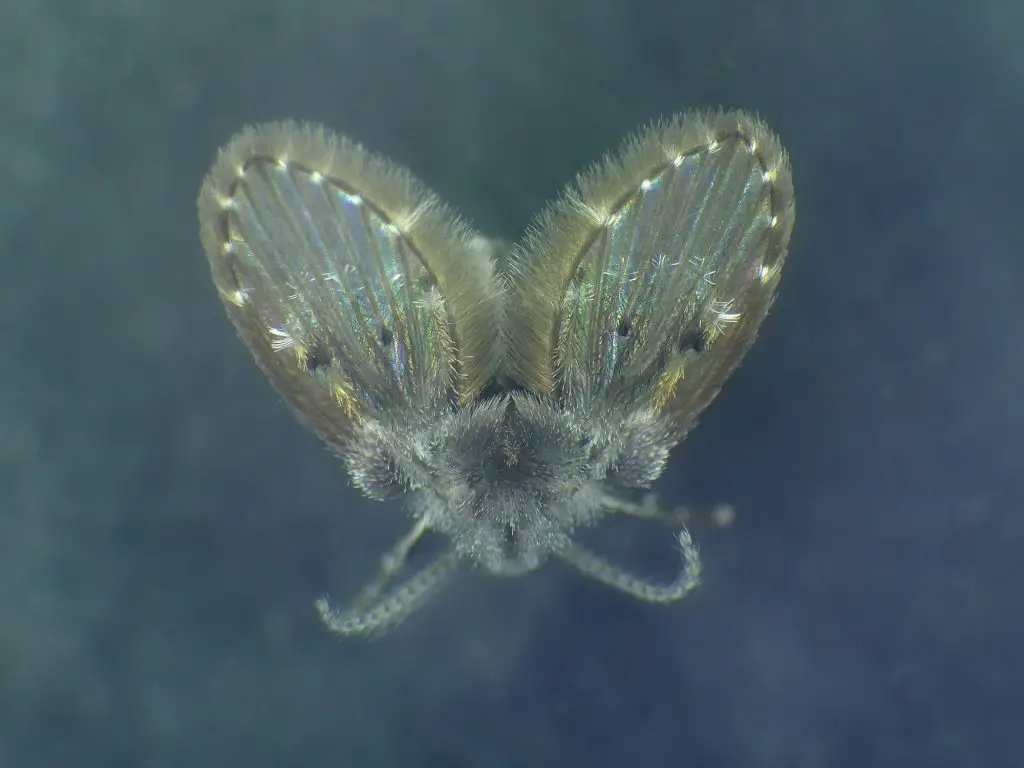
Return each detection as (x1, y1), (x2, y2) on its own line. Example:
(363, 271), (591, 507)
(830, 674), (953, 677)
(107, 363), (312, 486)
(198, 122), (503, 450)
(509, 110), (795, 438)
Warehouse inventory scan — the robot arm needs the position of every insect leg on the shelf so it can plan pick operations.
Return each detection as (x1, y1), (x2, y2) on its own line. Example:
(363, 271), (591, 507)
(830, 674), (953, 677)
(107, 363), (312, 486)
(557, 529), (702, 604)
(598, 490), (735, 530)
(349, 516), (432, 610)
(316, 551), (458, 637)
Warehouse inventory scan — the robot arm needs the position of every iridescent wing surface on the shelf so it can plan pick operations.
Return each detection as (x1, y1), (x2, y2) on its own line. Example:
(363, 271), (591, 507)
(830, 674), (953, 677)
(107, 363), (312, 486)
(509, 110), (795, 439)
(198, 122), (503, 450)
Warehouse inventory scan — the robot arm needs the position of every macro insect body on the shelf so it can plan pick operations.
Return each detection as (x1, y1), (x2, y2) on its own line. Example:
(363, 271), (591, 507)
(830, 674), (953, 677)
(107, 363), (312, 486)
(197, 109), (795, 637)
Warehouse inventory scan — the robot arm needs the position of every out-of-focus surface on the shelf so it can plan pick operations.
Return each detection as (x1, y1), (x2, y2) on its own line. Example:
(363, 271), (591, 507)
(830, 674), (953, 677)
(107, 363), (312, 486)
(1, 1), (1020, 766)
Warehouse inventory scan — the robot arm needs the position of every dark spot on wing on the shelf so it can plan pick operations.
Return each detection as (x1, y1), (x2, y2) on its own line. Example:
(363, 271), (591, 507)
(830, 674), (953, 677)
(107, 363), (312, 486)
(678, 325), (708, 354)
(305, 342), (331, 373)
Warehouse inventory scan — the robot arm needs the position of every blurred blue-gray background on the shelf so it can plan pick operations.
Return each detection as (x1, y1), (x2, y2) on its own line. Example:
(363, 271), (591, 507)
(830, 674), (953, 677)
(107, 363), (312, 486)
(2, 1), (1021, 766)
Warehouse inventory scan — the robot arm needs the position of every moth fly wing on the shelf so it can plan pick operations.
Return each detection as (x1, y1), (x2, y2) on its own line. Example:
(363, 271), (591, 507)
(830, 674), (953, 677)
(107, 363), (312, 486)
(197, 121), (504, 453)
(507, 109), (794, 446)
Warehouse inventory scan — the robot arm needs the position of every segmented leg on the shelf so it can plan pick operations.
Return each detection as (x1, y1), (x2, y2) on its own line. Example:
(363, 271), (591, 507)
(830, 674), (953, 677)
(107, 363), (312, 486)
(350, 516), (431, 610)
(317, 552), (458, 637)
(558, 529), (702, 604)
(599, 490), (735, 529)
(315, 516), (457, 637)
